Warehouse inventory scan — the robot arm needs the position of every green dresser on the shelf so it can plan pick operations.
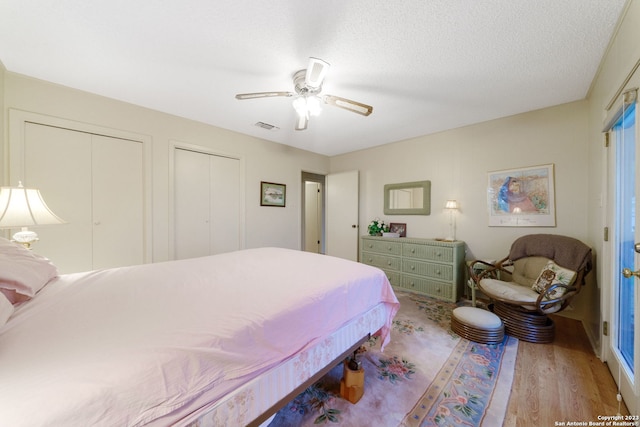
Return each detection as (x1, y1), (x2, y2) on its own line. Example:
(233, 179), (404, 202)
(360, 236), (466, 302)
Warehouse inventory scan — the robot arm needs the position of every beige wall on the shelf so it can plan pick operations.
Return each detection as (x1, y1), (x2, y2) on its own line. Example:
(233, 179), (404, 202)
(1, 72), (330, 261)
(330, 100), (589, 258)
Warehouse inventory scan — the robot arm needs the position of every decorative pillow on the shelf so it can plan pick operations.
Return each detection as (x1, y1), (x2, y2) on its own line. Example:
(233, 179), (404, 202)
(531, 260), (576, 299)
(0, 293), (14, 327)
(0, 237), (58, 304)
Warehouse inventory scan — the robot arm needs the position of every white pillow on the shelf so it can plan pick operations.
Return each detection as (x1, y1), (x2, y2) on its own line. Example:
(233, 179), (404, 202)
(531, 260), (576, 300)
(0, 293), (14, 327)
(0, 237), (58, 304)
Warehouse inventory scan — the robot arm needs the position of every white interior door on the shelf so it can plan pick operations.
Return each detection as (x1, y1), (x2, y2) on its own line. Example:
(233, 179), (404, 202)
(304, 181), (321, 253)
(209, 154), (241, 254)
(606, 87), (639, 415)
(24, 123), (92, 272)
(326, 170), (359, 261)
(175, 148), (212, 259)
(174, 148), (241, 260)
(91, 135), (144, 270)
(23, 123), (144, 273)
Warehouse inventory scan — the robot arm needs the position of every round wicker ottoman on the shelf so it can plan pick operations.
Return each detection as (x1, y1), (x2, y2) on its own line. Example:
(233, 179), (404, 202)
(451, 307), (505, 344)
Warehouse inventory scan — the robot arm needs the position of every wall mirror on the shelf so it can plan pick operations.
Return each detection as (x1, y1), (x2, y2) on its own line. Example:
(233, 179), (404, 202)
(383, 180), (431, 215)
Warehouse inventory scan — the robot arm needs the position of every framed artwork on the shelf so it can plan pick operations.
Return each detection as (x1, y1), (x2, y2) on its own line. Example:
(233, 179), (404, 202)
(389, 223), (407, 237)
(260, 181), (286, 207)
(487, 163), (556, 227)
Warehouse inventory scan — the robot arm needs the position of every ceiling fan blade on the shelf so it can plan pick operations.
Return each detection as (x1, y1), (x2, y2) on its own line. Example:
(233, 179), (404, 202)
(295, 114), (308, 131)
(323, 95), (373, 116)
(305, 57), (330, 89)
(235, 91), (294, 100)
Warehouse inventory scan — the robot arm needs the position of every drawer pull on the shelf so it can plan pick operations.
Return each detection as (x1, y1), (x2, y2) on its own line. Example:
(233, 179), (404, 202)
(411, 248), (415, 253)
(368, 258), (373, 262)
(387, 246), (392, 251)
(387, 261), (392, 266)
(436, 252), (442, 257)
(410, 282), (415, 287)
(410, 265), (415, 270)
(436, 270), (441, 275)
(368, 244), (373, 248)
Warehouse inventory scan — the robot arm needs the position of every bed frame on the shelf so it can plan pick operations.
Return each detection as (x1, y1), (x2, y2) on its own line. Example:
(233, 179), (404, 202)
(247, 334), (369, 427)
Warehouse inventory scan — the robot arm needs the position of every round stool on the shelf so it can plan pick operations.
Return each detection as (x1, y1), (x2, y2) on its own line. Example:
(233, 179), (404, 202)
(451, 307), (505, 344)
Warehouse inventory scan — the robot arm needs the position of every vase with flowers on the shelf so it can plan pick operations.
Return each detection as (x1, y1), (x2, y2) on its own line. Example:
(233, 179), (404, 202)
(368, 218), (389, 236)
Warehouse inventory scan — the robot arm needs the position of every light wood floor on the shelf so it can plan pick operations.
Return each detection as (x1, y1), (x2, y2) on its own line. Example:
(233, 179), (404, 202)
(504, 314), (629, 426)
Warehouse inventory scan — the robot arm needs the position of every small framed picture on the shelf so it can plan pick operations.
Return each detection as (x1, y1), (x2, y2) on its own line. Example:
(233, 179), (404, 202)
(260, 181), (286, 207)
(389, 223), (407, 237)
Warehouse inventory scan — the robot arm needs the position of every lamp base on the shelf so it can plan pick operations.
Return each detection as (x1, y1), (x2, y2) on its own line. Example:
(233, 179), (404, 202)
(12, 227), (39, 249)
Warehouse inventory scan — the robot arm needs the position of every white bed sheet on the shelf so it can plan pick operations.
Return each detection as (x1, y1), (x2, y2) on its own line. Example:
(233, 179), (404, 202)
(0, 248), (398, 427)
(174, 301), (390, 427)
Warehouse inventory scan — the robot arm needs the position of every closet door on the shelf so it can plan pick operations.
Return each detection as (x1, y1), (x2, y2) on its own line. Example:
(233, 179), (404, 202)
(24, 124), (93, 272)
(174, 148), (241, 260)
(210, 154), (240, 254)
(91, 135), (144, 270)
(23, 123), (144, 273)
(174, 148), (211, 259)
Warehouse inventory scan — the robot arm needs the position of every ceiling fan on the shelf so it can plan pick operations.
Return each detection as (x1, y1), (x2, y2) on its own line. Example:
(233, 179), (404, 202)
(235, 57), (373, 131)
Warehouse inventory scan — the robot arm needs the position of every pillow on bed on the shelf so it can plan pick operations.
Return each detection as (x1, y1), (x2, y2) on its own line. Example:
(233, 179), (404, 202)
(0, 237), (58, 304)
(0, 293), (14, 327)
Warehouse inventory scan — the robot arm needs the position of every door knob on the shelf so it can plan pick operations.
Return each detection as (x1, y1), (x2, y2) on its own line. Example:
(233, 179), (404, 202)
(622, 267), (640, 279)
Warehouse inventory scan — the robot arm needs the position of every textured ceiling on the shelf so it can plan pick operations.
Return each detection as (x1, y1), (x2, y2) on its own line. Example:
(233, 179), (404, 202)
(0, 1), (628, 156)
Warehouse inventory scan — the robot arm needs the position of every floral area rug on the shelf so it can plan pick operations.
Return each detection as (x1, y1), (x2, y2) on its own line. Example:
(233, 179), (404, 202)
(268, 291), (518, 427)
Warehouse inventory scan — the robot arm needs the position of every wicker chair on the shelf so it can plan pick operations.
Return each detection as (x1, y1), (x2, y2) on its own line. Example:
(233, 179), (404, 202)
(469, 234), (592, 343)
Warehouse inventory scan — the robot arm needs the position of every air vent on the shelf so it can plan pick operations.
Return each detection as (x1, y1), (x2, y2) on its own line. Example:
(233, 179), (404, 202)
(255, 121), (279, 131)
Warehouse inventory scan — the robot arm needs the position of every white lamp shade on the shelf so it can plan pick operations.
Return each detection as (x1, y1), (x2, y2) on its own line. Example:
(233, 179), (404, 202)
(0, 184), (66, 228)
(444, 199), (459, 210)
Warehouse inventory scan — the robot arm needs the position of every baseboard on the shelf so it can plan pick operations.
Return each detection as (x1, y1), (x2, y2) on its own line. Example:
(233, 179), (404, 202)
(581, 318), (601, 358)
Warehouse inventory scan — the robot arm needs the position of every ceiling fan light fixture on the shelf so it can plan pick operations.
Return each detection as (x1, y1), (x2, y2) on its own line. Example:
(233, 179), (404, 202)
(235, 57), (373, 130)
(292, 95), (322, 118)
(292, 96), (308, 117)
(306, 96), (322, 116)
(305, 57), (330, 89)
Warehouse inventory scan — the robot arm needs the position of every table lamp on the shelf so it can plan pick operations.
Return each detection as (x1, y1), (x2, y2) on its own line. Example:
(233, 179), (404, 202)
(0, 182), (66, 248)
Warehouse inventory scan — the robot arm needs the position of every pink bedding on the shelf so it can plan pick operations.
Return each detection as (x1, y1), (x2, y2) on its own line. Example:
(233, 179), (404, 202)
(0, 247), (398, 426)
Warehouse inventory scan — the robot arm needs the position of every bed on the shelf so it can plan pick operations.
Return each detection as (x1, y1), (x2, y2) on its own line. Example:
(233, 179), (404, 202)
(0, 238), (399, 427)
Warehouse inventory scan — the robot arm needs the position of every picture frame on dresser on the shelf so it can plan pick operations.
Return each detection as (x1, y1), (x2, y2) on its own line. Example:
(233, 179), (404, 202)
(389, 223), (406, 237)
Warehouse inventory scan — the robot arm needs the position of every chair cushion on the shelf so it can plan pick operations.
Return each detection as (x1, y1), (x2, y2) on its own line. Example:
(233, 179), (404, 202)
(531, 260), (576, 299)
(511, 256), (551, 286)
(479, 278), (562, 313)
(452, 307), (502, 329)
(480, 278), (540, 303)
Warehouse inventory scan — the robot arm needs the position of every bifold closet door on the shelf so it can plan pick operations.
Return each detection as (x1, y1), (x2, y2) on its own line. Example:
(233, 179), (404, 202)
(23, 123), (144, 273)
(91, 135), (144, 270)
(174, 148), (240, 260)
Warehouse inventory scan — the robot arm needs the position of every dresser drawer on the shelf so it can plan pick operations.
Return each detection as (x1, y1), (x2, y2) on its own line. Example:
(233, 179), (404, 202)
(360, 236), (464, 303)
(403, 243), (453, 262)
(361, 239), (402, 256)
(400, 275), (453, 300)
(361, 252), (401, 271)
(383, 270), (401, 287)
(402, 259), (453, 281)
